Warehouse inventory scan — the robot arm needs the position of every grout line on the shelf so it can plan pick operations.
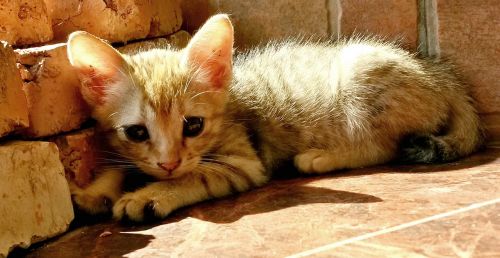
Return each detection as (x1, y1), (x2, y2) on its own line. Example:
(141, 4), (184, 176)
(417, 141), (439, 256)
(418, 0), (440, 57)
(424, 0), (440, 57)
(326, 0), (342, 39)
(417, 0), (428, 55)
(287, 197), (500, 258)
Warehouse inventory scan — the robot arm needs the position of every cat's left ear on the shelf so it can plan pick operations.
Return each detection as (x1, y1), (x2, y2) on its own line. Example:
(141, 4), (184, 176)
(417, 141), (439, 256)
(182, 14), (234, 89)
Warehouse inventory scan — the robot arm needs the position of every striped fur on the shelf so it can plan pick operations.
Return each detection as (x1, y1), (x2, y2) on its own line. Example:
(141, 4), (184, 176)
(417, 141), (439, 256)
(67, 15), (483, 222)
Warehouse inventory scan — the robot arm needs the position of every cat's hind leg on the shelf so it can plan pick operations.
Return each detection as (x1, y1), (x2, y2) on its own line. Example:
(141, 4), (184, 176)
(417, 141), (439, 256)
(294, 140), (396, 174)
(294, 149), (341, 173)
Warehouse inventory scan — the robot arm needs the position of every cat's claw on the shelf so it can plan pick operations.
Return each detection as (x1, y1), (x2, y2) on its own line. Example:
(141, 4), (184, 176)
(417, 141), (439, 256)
(113, 193), (172, 222)
(294, 149), (336, 174)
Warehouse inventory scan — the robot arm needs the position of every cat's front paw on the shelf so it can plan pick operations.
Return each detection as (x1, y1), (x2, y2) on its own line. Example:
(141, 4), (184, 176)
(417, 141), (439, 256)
(294, 149), (336, 173)
(113, 192), (173, 222)
(72, 192), (113, 215)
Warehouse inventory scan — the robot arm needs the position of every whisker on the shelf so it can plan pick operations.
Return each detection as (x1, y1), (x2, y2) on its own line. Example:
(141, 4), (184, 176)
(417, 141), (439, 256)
(96, 166), (138, 170)
(108, 111), (120, 119)
(96, 158), (136, 164)
(97, 150), (135, 160)
(189, 90), (220, 101)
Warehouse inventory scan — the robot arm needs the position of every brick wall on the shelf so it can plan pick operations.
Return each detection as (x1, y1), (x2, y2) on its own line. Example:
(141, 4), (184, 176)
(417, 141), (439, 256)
(183, 0), (500, 143)
(182, 0), (418, 49)
(0, 1), (188, 256)
(434, 0), (500, 144)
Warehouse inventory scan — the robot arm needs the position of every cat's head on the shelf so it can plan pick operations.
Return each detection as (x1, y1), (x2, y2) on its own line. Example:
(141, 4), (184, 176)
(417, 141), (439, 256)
(67, 14), (234, 180)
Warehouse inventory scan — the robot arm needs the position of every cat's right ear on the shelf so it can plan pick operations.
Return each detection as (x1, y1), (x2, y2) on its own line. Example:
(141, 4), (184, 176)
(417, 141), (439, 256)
(67, 31), (127, 107)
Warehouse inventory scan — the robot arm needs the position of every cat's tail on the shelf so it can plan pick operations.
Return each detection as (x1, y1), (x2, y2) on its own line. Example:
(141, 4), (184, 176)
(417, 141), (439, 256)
(399, 99), (485, 163)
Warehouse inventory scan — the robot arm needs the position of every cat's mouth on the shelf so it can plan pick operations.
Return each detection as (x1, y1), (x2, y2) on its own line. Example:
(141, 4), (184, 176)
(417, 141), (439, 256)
(157, 161), (181, 175)
(140, 166), (184, 180)
(137, 158), (200, 180)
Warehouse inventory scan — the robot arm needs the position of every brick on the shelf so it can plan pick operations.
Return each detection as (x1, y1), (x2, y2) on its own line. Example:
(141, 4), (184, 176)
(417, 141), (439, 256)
(16, 43), (90, 138)
(118, 30), (191, 55)
(0, 141), (74, 257)
(0, 0), (53, 46)
(437, 0), (500, 119)
(52, 128), (99, 188)
(182, 0), (329, 49)
(340, 0), (418, 49)
(45, 0), (183, 43)
(0, 42), (29, 137)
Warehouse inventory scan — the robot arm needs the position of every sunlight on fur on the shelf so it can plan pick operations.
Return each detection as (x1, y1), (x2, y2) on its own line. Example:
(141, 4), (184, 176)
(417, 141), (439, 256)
(66, 14), (483, 222)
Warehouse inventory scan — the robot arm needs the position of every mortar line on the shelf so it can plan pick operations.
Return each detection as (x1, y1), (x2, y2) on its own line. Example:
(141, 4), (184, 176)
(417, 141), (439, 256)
(425, 0), (440, 57)
(326, 0), (342, 39)
(418, 0), (440, 57)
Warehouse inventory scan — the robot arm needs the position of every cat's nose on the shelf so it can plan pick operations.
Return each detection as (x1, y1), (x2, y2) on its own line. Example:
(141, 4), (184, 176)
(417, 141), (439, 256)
(157, 160), (181, 172)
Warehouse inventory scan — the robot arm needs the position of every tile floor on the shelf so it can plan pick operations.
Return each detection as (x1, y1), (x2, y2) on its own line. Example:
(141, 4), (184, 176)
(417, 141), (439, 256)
(21, 146), (500, 257)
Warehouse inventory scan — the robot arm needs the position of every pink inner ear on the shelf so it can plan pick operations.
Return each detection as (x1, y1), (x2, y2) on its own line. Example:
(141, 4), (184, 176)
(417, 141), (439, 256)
(80, 66), (118, 105)
(211, 66), (227, 88)
(188, 48), (231, 89)
(203, 59), (231, 89)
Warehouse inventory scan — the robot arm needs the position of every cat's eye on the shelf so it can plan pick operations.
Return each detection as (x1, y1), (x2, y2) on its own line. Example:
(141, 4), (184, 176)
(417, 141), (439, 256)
(183, 117), (204, 137)
(124, 125), (149, 142)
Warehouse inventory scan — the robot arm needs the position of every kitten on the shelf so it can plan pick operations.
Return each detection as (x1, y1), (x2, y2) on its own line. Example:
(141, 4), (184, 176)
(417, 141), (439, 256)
(67, 14), (483, 222)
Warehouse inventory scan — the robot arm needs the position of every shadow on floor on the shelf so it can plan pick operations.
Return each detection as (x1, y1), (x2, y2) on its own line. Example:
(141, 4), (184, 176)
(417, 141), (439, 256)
(167, 147), (499, 225)
(392, 146), (499, 173)
(178, 184), (383, 224)
(14, 223), (154, 258)
(358, 146), (499, 175)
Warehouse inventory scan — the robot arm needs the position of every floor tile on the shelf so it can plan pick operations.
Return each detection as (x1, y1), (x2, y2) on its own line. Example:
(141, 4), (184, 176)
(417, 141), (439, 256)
(23, 147), (500, 258)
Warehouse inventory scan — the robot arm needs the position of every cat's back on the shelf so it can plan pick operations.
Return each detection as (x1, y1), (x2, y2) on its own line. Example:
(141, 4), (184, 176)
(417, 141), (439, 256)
(227, 38), (476, 170)
(229, 38), (416, 125)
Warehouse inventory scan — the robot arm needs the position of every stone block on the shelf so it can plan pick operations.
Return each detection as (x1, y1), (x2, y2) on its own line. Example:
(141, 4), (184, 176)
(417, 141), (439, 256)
(0, 42), (29, 137)
(182, 0), (329, 49)
(52, 128), (99, 188)
(0, 0), (53, 46)
(0, 141), (74, 257)
(16, 43), (90, 138)
(340, 0), (418, 49)
(437, 0), (500, 117)
(118, 30), (191, 55)
(45, 0), (183, 43)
